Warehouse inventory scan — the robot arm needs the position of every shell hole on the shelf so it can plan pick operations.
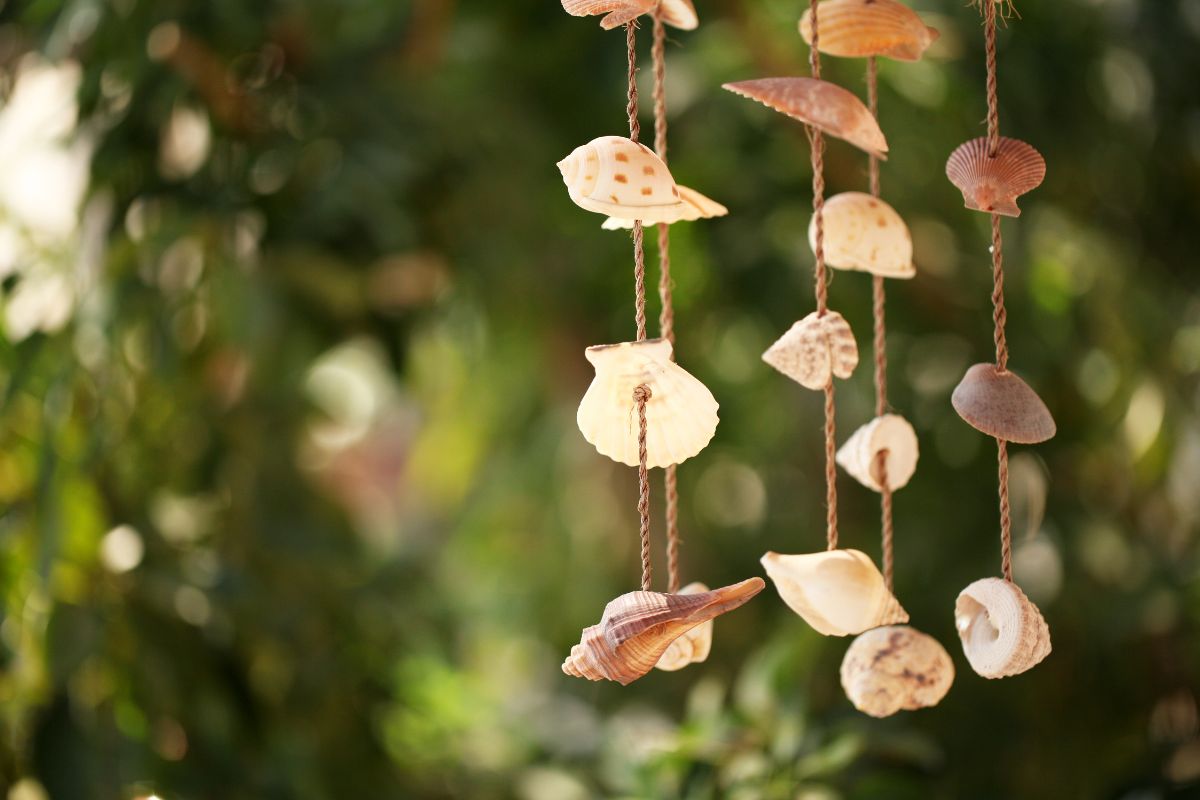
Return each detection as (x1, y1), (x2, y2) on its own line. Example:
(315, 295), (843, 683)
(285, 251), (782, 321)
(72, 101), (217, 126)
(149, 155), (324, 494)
(956, 596), (1000, 647)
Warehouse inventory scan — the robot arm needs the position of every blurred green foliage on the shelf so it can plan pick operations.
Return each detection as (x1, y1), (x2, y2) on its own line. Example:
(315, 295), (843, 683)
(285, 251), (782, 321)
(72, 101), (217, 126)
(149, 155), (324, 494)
(0, 0), (1197, 798)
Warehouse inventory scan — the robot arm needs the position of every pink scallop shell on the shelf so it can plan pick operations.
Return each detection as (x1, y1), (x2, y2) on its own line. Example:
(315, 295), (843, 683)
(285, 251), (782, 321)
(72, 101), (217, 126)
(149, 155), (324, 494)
(945, 137), (1046, 218)
(561, 0), (697, 30)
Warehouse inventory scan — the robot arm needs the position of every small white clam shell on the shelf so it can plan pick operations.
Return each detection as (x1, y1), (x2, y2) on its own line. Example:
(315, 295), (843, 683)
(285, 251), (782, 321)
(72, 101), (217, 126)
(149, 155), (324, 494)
(602, 185), (728, 229)
(654, 582), (713, 671)
(955, 577), (1051, 679)
(810, 192), (914, 279)
(836, 414), (919, 492)
(840, 625), (955, 717)
(760, 549), (908, 637)
(762, 310), (859, 390)
(558, 136), (684, 223)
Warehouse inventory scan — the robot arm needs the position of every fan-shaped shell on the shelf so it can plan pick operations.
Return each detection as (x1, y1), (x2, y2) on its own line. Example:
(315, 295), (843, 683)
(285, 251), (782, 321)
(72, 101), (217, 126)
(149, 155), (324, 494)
(558, 136), (684, 223)
(955, 577), (1051, 679)
(799, 0), (940, 62)
(945, 137), (1046, 218)
(602, 185), (728, 229)
(654, 582), (713, 671)
(562, 577), (765, 685)
(577, 338), (719, 468)
(760, 549), (908, 636)
(840, 625), (955, 717)
(560, 0), (698, 30)
(951, 363), (1056, 444)
(723, 78), (888, 159)
(836, 414), (918, 492)
(810, 192), (914, 279)
(762, 310), (859, 390)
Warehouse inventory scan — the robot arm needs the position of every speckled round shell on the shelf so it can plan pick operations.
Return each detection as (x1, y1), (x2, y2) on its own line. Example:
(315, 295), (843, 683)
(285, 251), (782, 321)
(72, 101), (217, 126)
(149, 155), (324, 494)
(955, 577), (1051, 679)
(836, 414), (919, 492)
(811, 192), (914, 279)
(654, 582), (713, 671)
(723, 78), (888, 159)
(558, 136), (684, 223)
(840, 625), (955, 717)
(602, 185), (728, 229)
(951, 363), (1056, 444)
(762, 310), (859, 390)
(799, 0), (940, 62)
(945, 137), (1046, 218)
(560, 0), (698, 30)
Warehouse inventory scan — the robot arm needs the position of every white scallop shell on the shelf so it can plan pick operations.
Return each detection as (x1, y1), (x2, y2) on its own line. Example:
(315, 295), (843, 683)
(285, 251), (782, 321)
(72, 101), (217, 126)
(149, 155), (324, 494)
(558, 136), (684, 223)
(836, 414), (919, 492)
(840, 625), (955, 717)
(955, 577), (1052, 679)
(810, 192), (914, 279)
(577, 338), (719, 468)
(760, 549), (908, 637)
(654, 582), (713, 671)
(762, 310), (859, 390)
(602, 185), (728, 229)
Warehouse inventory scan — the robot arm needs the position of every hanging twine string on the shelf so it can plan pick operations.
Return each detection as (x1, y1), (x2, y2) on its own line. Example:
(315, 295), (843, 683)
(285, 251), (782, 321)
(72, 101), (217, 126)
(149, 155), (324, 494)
(635, 384), (653, 590)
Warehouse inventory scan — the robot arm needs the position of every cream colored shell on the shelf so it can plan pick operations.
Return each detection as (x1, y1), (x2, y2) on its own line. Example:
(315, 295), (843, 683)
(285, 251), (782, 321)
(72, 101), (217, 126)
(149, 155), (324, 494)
(602, 185), (728, 229)
(577, 338), (718, 468)
(840, 625), (955, 717)
(558, 136), (684, 223)
(836, 414), (919, 492)
(762, 310), (859, 390)
(955, 577), (1052, 679)
(810, 192), (914, 279)
(760, 549), (908, 637)
(654, 582), (713, 671)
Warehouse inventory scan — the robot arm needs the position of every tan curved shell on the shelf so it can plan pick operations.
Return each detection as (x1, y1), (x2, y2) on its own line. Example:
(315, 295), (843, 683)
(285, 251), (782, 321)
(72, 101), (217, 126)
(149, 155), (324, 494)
(955, 577), (1051, 679)
(602, 184), (728, 229)
(658, 0), (698, 30)
(560, 0), (697, 30)
(558, 136), (684, 222)
(945, 137), (1046, 218)
(760, 549), (908, 637)
(836, 414), (919, 492)
(562, 577), (765, 685)
(840, 625), (955, 717)
(951, 363), (1056, 444)
(723, 78), (888, 159)
(577, 338), (719, 468)
(654, 582), (713, 671)
(799, 0), (940, 62)
(810, 192), (914, 279)
(762, 310), (859, 390)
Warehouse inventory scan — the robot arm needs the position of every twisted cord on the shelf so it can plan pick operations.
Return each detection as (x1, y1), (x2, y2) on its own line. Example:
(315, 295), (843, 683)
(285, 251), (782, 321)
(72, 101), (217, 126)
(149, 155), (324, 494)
(626, 21), (641, 144)
(867, 56), (880, 198)
(983, 0), (1000, 157)
(998, 439), (1012, 582)
(879, 456), (894, 591)
(635, 385), (653, 591)
(991, 215), (1008, 371)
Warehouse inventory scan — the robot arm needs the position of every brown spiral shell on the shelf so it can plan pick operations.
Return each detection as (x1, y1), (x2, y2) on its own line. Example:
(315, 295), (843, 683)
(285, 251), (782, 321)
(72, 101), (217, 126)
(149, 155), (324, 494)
(945, 137), (1046, 218)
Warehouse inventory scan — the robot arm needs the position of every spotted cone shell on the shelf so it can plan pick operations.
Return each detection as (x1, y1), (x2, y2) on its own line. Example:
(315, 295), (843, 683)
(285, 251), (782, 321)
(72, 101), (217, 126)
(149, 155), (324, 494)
(836, 413), (918, 492)
(654, 582), (713, 672)
(723, 78), (888, 159)
(840, 625), (955, 717)
(762, 310), (859, 390)
(602, 184), (728, 229)
(558, 136), (684, 223)
(799, 0), (940, 62)
(562, 578), (765, 685)
(761, 549), (908, 637)
(955, 577), (1051, 679)
(951, 363), (1056, 444)
(560, 0), (698, 30)
(945, 137), (1046, 218)
(811, 192), (914, 279)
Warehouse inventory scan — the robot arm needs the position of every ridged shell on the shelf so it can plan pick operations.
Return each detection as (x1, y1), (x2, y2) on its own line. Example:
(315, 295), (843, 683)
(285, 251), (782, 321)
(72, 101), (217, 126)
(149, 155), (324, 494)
(723, 78), (889, 159)
(562, 577), (765, 685)
(836, 414), (918, 492)
(840, 625), (955, 717)
(760, 549), (908, 637)
(559, 0), (698, 30)
(577, 338), (719, 468)
(762, 310), (859, 390)
(945, 137), (1046, 218)
(951, 363), (1056, 444)
(810, 192), (914, 279)
(799, 0), (940, 62)
(558, 136), (684, 223)
(955, 577), (1051, 679)
(602, 185), (728, 229)
(654, 582), (713, 671)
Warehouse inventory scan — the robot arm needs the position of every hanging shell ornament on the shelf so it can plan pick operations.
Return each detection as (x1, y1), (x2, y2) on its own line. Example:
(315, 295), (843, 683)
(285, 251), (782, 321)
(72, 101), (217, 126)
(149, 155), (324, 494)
(562, 577), (765, 685)
(560, 0), (698, 30)
(799, 0), (940, 62)
(840, 625), (955, 717)
(762, 310), (859, 390)
(654, 582), (714, 671)
(602, 185), (728, 229)
(955, 577), (1051, 679)
(723, 78), (888, 159)
(945, 137), (1046, 218)
(577, 338), (719, 468)
(951, 363), (1056, 444)
(760, 549), (908, 636)
(558, 136), (685, 223)
(836, 414), (919, 492)
(810, 192), (914, 279)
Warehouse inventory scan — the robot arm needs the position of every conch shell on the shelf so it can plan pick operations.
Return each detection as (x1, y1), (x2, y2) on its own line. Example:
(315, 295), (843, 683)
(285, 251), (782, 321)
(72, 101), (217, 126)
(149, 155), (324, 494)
(840, 625), (955, 717)
(602, 185), (728, 229)
(560, 0), (698, 30)
(558, 136), (684, 223)
(577, 338), (719, 468)
(951, 363), (1056, 444)
(762, 310), (859, 390)
(945, 137), (1046, 218)
(811, 192), (914, 279)
(836, 414), (918, 492)
(723, 78), (888, 158)
(955, 577), (1051, 679)
(562, 577), (765, 685)
(654, 582), (713, 671)
(799, 0), (940, 62)
(760, 549), (908, 636)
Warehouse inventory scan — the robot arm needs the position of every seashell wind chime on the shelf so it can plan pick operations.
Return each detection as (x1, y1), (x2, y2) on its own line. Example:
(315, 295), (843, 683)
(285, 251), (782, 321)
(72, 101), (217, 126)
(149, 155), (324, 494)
(557, 0), (764, 686)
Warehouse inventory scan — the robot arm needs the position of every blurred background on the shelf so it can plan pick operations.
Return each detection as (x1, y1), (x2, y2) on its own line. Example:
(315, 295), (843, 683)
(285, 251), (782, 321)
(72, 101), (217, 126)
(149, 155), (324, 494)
(0, 0), (1197, 798)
